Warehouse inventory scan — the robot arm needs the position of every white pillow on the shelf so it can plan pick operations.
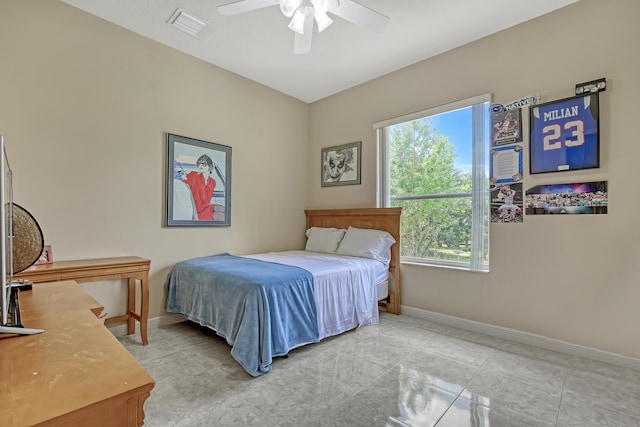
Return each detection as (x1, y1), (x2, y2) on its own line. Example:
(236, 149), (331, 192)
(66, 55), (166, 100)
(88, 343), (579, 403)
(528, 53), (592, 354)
(336, 226), (396, 264)
(304, 227), (346, 253)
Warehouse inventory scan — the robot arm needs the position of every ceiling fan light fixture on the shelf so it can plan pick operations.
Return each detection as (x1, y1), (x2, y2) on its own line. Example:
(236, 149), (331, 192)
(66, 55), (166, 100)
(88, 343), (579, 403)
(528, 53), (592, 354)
(280, 0), (303, 18)
(314, 10), (333, 32)
(288, 8), (308, 34)
(218, 0), (386, 54)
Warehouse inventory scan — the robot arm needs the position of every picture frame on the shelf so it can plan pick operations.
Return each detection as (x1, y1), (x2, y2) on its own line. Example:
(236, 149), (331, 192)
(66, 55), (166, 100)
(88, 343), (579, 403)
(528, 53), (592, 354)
(490, 183), (523, 223)
(525, 181), (607, 215)
(321, 141), (361, 187)
(490, 145), (523, 184)
(529, 92), (600, 174)
(491, 108), (523, 146)
(35, 245), (53, 265)
(166, 133), (231, 227)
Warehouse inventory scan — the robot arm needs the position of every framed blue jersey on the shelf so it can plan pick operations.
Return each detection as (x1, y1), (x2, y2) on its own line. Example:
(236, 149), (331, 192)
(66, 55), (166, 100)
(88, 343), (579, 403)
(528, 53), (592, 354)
(529, 93), (599, 174)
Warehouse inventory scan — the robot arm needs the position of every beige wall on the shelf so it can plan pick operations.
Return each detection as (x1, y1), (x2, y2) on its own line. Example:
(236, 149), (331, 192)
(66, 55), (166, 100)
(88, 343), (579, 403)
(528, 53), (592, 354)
(2, 0), (639, 361)
(309, 0), (640, 359)
(0, 1), (310, 320)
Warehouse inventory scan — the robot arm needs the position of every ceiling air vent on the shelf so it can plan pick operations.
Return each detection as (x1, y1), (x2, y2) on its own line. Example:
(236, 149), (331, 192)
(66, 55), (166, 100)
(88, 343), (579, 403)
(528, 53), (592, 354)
(167, 8), (210, 38)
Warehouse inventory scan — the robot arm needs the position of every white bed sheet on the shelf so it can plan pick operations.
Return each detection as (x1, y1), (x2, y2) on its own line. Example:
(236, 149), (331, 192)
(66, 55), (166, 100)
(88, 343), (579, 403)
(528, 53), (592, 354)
(244, 251), (383, 339)
(377, 280), (388, 301)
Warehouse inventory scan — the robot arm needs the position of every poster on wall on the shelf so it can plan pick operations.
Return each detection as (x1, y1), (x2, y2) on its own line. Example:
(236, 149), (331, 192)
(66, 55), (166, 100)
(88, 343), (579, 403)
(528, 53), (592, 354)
(489, 137), (523, 223)
(166, 133), (232, 227)
(525, 181), (608, 215)
(490, 145), (523, 184)
(491, 182), (523, 223)
(491, 108), (523, 146)
(321, 141), (361, 187)
(529, 93), (600, 174)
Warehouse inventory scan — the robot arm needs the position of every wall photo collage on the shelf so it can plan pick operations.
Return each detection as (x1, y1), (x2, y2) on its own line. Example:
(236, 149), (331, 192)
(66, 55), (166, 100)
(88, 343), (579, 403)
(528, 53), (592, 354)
(490, 81), (608, 224)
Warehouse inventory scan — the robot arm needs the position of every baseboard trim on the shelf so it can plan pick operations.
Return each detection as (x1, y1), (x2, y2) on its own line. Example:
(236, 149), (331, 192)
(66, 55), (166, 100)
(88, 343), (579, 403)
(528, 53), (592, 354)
(107, 314), (185, 338)
(401, 305), (640, 372)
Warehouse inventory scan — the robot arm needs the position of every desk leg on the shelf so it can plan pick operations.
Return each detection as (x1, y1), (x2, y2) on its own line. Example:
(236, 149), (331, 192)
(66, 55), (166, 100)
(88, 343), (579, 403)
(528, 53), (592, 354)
(140, 271), (149, 346)
(127, 274), (149, 346)
(127, 278), (136, 336)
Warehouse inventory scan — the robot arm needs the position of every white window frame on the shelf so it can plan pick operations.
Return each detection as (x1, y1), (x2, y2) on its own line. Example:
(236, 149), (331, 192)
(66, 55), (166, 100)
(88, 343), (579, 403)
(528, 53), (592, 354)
(375, 94), (491, 272)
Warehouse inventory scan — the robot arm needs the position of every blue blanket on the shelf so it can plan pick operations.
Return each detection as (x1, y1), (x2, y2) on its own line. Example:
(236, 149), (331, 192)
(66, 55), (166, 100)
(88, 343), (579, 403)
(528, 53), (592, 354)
(165, 254), (319, 376)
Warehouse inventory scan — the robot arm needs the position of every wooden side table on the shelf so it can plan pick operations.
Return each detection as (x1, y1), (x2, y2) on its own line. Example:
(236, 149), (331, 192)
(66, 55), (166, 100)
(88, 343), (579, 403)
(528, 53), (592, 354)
(13, 256), (151, 345)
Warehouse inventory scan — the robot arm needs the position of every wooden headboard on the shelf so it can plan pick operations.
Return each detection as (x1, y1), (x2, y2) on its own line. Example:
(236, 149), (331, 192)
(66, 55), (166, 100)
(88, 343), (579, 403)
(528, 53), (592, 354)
(304, 207), (402, 315)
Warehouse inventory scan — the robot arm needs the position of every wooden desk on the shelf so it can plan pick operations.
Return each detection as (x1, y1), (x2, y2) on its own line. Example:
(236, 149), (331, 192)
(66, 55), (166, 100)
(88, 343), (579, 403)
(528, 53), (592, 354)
(13, 256), (151, 345)
(0, 281), (154, 427)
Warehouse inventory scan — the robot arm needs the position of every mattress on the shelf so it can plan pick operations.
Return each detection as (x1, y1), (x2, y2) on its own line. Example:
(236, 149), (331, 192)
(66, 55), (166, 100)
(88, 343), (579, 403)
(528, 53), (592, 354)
(377, 280), (389, 301)
(244, 250), (384, 339)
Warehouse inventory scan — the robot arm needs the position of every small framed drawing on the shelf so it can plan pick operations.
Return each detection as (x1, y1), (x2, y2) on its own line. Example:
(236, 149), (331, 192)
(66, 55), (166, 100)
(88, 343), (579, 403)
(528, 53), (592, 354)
(166, 133), (232, 227)
(491, 108), (523, 146)
(321, 141), (361, 187)
(35, 245), (53, 265)
(529, 92), (600, 174)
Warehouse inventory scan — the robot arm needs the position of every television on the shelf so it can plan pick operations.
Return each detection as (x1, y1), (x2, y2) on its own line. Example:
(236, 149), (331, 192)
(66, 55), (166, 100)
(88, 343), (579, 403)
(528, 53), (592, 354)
(0, 135), (44, 335)
(1, 135), (13, 327)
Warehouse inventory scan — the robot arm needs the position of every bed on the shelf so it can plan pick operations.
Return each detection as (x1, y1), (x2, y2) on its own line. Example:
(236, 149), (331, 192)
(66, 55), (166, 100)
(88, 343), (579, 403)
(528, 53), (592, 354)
(165, 207), (402, 376)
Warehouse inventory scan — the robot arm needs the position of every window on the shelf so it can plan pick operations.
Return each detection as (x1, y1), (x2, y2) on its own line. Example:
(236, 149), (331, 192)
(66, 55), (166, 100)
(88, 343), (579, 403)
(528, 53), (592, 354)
(376, 94), (491, 272)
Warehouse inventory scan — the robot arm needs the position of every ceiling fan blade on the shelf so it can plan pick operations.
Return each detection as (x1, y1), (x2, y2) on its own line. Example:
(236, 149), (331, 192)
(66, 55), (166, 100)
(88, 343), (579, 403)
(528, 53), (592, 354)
(329, 0), (389, 33)
(217, 0), (278, 16)
(293, 13), (314, 54)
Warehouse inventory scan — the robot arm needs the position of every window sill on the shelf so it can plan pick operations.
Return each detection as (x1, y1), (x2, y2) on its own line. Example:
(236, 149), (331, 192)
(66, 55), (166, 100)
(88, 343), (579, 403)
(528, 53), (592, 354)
(400, 259), (489, 273)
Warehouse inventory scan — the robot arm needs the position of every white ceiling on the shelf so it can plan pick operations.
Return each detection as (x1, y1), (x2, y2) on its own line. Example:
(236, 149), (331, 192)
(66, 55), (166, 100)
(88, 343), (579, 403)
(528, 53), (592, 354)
(60, 0), (579, 103)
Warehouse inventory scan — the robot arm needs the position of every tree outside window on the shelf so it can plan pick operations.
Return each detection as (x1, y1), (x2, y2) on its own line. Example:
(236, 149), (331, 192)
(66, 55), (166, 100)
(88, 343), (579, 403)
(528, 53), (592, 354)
(377, 95), (490, 271)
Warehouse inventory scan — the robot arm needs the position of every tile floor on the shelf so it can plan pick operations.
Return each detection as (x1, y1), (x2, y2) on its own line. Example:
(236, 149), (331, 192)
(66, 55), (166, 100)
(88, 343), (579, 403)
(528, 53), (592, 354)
(118, 312), (640, 427)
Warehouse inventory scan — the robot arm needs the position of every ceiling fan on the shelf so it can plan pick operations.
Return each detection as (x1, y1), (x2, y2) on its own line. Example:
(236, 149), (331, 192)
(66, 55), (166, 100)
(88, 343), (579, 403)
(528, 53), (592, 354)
(217, 0), (389, 54)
